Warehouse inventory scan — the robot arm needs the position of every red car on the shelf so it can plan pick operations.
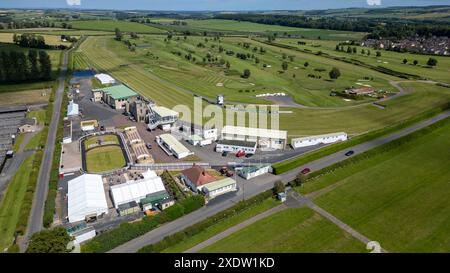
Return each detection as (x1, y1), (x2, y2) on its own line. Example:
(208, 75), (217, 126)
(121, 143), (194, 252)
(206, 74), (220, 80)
(236, 150), (246, 158)
(301, 168), (311, 175)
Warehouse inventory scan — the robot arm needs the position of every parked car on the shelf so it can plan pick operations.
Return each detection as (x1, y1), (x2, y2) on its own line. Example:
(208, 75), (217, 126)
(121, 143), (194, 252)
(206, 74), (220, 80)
(100, 125), (105, 131)
(146, 143), (152, 149)
(345, 150), (355, 156)
(301, 168), (311, 175)
(236, 151), (246, 158)
(221, 151), (228, 157)
(245, 153), (253, 158)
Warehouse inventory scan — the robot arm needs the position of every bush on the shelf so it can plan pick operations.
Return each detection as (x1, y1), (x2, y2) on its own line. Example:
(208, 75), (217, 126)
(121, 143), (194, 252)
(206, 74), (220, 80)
(272, 180), (285, 195)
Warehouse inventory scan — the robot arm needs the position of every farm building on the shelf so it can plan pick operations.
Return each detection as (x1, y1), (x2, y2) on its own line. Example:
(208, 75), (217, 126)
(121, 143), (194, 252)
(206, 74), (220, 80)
(238, 165), (272, 180)
(18, 118), (37, 133)
(94, 73), (116, 85)
(215, 139), (257, 155)
(291, 132), (348, 149)
(148, 105), (179, 131)
(202, 178), (237, 200)
(63, 119), (72, 144)
(110, 170), (167, 209)
(93, 84), (139, 110)
(67, 174), (108, 223)
(157, 133), (193, 159)
(181, 165), (217, 192)
(221, 125), (287, 150)
(67, 101), (79, 116)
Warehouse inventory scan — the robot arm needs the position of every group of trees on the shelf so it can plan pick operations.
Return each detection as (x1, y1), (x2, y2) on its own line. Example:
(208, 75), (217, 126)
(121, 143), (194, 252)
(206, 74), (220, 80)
(215, 14), (450, 39)
(0, 50), (52, 83)
(13, 33), (48, 49)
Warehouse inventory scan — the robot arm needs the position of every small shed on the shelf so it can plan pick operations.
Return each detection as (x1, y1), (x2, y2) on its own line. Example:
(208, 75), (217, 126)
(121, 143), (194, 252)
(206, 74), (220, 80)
(118, 201), (140, 216)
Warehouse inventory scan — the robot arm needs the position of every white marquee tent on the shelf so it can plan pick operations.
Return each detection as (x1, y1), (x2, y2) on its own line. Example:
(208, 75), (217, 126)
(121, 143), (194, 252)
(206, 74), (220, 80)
(110, 171), (166, 208)
(67, 101), (79, 116)
(95, 73), (116, 85)
(68, 174), (108, 223)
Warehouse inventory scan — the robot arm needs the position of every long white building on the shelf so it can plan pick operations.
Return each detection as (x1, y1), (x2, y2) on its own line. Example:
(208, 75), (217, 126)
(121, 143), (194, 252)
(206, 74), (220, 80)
(221, 125), (287, 150)
(291, 132), (347, 149)
(110, 171), (167, 208)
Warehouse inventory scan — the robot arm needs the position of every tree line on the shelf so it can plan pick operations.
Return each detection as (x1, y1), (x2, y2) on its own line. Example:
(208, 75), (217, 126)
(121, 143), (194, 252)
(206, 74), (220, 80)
(12, 33), (68, 50)
(0, 50), (52, 83)
(214, 14), (450, 39)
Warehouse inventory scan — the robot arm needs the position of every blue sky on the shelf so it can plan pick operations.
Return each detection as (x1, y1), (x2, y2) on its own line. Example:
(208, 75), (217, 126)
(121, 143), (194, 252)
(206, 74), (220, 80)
(0, 0), (449, 11)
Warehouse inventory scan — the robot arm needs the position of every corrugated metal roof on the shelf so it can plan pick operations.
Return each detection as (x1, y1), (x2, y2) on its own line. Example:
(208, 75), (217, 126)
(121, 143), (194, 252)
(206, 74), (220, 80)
(222, 125), (287, 140)
(159, 134), (190, 155)
(202, 178), (236, 192)
(101, 84), (138, 100)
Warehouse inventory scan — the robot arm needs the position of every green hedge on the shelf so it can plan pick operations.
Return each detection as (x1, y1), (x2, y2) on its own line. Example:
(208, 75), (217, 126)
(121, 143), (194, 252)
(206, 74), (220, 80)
(161, 170), (186, 201)
(138, 190), (273, 253)
(273, 101), (450, 174)
(82, 195), (205, 253)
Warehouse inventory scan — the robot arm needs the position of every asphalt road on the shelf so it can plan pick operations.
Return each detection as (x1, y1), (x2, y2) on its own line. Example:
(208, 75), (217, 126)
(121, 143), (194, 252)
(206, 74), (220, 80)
(23, 51), (69, 248)
(110, 110), (450, 253)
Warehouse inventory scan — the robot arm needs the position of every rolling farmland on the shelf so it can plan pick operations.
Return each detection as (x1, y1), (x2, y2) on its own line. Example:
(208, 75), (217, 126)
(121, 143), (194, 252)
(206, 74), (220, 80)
(68, 20), (165, 33)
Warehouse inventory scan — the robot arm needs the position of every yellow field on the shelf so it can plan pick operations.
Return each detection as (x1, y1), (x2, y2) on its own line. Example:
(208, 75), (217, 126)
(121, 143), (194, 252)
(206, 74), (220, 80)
(0, 33), (73, 46)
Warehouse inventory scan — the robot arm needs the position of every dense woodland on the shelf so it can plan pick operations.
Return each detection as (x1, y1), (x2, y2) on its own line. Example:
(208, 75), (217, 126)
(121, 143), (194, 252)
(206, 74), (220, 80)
(0, 50), (52, 83)
(214, 14), (450, 39)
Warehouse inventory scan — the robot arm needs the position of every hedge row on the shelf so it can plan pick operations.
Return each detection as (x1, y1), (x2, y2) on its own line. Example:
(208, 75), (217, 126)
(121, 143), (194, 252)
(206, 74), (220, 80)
(82, 195), (205, 253)
(273, 101), (450, 174)
(43, 64), (70, 228)
(304, 116), (450, 183)
(161, 170), (186, 201)
(138, 190), (273, 253)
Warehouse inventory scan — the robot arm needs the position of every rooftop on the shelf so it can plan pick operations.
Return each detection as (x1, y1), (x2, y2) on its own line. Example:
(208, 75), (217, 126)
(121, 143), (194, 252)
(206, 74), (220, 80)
(291, 132), (347, 142)
(151, 106), (179, 118)
(159, 134), (190, 156)
(181, 165), (216, 187)
(239, 164), (271, 175)
(222, 125), (287, 140)
(99, 84), (138, 100)
(202, 178), (236, 192)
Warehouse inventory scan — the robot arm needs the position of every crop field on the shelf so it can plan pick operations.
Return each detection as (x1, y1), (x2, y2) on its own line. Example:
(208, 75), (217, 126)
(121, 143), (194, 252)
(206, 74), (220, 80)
(68, 20), (165, 33)
(85, 145), (126, 173)
(151, 19), (366, 40)
(200, 208), (366, 253)
(0, 89), (50, 106)
(308, 120), (450, 252)
(0, 28), (113, 36)
(0, 33), (73, 47)
(0, 153), (36, 251)
(272, 38), (450, 84)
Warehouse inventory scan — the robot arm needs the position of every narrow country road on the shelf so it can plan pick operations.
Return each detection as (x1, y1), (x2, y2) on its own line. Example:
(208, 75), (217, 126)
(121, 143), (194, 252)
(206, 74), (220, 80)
(109, 110), (450, 253)
(22, 51), (69, 251)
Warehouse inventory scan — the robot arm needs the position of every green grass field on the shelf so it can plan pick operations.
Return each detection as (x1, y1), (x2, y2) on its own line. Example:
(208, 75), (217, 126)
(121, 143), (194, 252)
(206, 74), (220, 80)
(85, 145), (126, 173)
(151, 19), (366, 40)
(162, 198), (279, 253)
(76, 35), (450, 137)
(307, 120), (450, 252)
(79, 35), (395, 107)
(200, 207), (366, 253)
(68, 20), (165, 33)
(273, 38), (450, 84)
(84, 134), (120, 149)
(0, 154), (35, 251)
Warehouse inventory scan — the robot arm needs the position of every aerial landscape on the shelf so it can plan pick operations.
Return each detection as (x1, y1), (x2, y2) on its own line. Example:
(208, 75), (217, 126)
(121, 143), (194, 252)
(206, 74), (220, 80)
(0, 0), (449, 262)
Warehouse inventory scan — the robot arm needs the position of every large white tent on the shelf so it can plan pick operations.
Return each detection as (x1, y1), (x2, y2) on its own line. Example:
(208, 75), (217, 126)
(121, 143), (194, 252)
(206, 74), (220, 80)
(110, 171), (166, 208)
(67, 101), (79, 116)
(95, 73), (116, 85)
(68, 174), (108, 223)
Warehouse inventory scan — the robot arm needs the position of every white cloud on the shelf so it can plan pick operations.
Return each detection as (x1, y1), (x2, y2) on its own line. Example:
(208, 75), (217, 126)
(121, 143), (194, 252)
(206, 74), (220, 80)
(367, 0), (382, 6)
(66, 0), (81, 6)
